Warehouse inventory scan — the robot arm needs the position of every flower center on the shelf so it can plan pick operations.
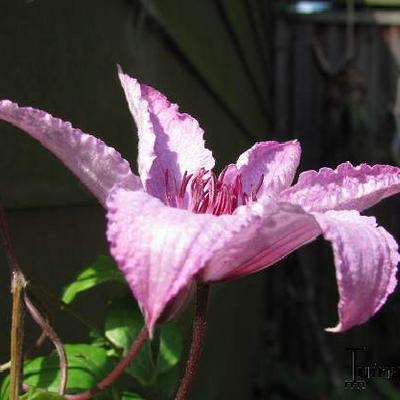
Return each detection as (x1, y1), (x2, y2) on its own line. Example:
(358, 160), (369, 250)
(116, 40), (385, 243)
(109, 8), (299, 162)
(164, 168), (264, 216)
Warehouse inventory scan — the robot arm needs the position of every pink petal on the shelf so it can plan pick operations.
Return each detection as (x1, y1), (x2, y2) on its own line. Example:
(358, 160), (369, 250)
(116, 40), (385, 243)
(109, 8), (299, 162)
(312, 210), (399, 332)
(223, 141), (301, 198)
(282, 162), (400, 212)
(118, 67), (214, 201)
(0, 100), (141, 206)
(106, 188), (256, 334)
(202, 201), (320, 281)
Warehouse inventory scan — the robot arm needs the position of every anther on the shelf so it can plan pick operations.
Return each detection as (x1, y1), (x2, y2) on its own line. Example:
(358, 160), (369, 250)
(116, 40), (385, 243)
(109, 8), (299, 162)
(164, 168), (264, 215)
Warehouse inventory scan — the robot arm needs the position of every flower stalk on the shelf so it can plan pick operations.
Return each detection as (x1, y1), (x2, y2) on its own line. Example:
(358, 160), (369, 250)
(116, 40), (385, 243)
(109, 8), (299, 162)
(175, 284), (210, 400)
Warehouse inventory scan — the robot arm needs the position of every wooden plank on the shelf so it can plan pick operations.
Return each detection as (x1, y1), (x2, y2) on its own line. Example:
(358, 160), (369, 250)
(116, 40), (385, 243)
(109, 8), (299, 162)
(274, 19), (291, 139)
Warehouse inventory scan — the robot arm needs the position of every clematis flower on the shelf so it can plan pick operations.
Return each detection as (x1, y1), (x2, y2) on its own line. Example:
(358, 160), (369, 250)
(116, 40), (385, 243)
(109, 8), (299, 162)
(1, 68), (400, 336)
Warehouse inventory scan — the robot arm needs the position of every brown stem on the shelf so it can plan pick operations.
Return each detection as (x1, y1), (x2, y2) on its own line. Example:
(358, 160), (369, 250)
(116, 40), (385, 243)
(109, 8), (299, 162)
(175, 284), (210, 400)
(0, 207), (27, 400)
(0, 332), (47, 374)
(65, 326), (148, 400)
(24, 293), (68, 395)
(9, 270), (26, 400)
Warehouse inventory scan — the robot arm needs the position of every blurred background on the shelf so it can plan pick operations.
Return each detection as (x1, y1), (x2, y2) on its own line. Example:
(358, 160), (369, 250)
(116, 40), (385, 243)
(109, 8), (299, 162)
(1, 0), (400, 398)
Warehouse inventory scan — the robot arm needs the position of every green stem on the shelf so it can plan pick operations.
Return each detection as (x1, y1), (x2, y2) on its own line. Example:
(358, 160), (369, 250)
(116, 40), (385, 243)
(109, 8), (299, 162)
(175, 284), (210, 400)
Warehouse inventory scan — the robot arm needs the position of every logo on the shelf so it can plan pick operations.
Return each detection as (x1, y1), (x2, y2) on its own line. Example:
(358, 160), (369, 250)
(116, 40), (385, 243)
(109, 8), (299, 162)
(345, 347), (400, 389)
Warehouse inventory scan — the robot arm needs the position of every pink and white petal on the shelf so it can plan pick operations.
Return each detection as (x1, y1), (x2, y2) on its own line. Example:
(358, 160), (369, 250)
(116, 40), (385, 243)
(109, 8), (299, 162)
(118, 67), (214, 200)
(282, 162), (400, 213)
(223, 141), (301, 199)
(106, 188), (256, 335)
(202, 201), (321, 281)
(311, 210), (399, 332)
(0, 100), (141, 206)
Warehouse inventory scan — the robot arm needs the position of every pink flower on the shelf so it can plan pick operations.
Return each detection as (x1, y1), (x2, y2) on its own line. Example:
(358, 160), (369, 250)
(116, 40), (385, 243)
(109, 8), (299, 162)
(1, 68), (399, 335)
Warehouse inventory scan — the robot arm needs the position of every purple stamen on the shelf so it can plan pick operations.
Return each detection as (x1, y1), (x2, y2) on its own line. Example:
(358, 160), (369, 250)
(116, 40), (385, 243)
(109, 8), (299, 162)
(164, 168), (264, 215)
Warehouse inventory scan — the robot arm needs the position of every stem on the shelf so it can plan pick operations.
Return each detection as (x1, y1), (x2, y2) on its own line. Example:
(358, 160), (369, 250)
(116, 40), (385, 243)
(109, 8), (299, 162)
(65, 327), (148, 400)
(24, 293), (68, 395)
(0, 361), (11, 373)
(175, 284), (210, 400)
(0, 207), (27, 400)
(0, 332), (47, 374)
(9, 270), (26, 400)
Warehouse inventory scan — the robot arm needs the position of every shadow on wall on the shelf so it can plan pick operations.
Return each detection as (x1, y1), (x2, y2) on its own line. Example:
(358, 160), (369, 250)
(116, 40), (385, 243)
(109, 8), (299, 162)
(0, 1), (273, 399)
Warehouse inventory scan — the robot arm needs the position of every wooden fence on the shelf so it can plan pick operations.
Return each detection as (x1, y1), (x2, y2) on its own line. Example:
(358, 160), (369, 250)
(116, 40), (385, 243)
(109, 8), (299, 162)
(254, 6), (400, 397)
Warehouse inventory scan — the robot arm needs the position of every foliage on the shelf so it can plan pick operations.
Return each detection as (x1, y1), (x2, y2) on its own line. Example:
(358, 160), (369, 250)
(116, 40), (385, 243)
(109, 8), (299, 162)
(0, 256), (184, 400)
(20, 389), (65, 400)
(61, 255), (124, 304)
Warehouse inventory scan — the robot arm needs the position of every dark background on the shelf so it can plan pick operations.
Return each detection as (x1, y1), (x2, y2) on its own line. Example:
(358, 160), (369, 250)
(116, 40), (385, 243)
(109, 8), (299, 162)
(1, 0), (400, 399)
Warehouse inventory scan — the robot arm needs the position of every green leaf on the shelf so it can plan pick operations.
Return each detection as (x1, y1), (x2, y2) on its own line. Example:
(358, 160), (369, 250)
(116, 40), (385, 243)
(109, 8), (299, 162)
(20, 389), (65, 399)
(0, 376), (10, 400)
(152, 366), (180, 398)
(104, 296), (184, 388)
(27, 344), (113, 393)
(122, 392), (147, 400)
(62, 255), (124, 304)
(105, 297), (155, 385)
(156, 322), (183, 375)
(0, 344), (114, 399)
(105, 297), (143, 352)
